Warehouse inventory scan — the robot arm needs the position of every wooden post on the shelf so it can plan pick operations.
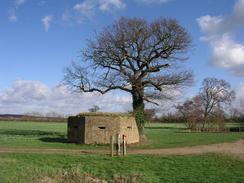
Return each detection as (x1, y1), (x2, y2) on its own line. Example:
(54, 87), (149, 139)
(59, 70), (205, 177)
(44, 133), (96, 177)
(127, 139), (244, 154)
(110, 135), (114, 157)
(117, 134), (121, 156)
(122, 135), (127, 156)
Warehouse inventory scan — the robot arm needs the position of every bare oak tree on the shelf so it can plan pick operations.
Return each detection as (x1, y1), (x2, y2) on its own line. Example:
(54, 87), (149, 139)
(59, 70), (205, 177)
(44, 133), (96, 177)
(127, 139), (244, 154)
(176, 96), (203, 131)
(64, 17), (193, 138)
(199, 78), (235, 128)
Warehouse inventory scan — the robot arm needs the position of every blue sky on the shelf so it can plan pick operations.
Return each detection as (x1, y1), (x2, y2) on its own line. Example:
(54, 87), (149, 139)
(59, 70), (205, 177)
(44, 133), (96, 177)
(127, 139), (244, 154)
(0, 0), (243, 115)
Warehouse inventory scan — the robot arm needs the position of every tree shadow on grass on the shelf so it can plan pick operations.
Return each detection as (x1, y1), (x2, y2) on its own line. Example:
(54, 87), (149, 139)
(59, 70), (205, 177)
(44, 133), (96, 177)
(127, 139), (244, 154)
(145, 126), (187, 130)
(0, 129), (64, 137)
(39, 137), (67, 143)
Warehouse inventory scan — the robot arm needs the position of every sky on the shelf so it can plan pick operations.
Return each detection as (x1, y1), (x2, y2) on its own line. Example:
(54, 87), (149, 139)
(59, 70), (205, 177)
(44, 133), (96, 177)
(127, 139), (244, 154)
(0, 0), (244, 115)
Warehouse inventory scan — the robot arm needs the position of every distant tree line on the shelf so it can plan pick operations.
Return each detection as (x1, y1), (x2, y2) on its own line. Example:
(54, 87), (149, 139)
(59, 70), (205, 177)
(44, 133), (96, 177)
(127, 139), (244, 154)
(0, 115), (67, 123)
(0, 112), (67, 123)
(144, 78), (244, 131)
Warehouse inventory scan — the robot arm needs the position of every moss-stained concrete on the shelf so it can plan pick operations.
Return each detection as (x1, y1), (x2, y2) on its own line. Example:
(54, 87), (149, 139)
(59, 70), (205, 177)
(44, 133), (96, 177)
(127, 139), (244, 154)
(68, 113), (139, 144)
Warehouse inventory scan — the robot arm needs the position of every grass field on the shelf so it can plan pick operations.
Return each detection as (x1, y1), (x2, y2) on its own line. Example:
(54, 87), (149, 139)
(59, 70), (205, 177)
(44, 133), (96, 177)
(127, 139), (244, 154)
(0, 121), (243, 150)
(0, 121), (243, 182)
(138, 122), (244, 149)
(0, 153), (243, 183)
(0, 121), (97, 149)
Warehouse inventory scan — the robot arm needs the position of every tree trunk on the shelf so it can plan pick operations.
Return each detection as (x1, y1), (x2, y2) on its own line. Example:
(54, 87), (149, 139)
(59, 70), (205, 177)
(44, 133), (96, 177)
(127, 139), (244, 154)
(132, 89), (146, 141)
(202, 111), (208, 131)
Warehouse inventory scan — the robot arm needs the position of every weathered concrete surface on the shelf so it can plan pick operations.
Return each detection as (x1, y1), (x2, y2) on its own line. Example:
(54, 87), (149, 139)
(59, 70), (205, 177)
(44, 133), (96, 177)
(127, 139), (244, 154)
(68, 113), (139, 144)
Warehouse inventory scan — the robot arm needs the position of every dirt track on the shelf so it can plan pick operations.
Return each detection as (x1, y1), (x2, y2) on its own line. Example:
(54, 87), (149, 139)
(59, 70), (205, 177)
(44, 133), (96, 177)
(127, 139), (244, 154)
(0, 140), (243, 159)
(129, 140), (244, 159)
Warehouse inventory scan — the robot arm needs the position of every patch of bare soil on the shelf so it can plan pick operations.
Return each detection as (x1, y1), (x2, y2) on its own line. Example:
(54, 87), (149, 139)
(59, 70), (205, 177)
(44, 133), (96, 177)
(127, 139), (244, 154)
(129, 140), (244, 159)
(0, 140), (244, 159)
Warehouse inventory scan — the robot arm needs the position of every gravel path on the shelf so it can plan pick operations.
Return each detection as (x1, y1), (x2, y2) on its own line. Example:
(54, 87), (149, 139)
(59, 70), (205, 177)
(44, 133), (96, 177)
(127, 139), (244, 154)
(0, 140), (243, 159)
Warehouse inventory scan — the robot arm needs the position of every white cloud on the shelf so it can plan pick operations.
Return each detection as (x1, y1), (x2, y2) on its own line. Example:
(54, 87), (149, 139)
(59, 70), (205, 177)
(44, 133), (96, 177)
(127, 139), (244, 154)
(64, 0), (125, 23)
(73, 1), (95, 15)
(63, 0), (171, 24)
(8, 15), (17, 22)
(0, 80), (49, 105)
(61, 10), (70, 22)
(233, 0), (244, 20)
(8, 9), (17, 22)
(0, 79), (132, 115)
(8, 0), (27, 22)
(15, 0), (26, 6)
(37, 0), (46, 6)
(139, 0), (169, 4)
(197, 0), (244, 76)
(99, 0), (125, 11)
(210, 34), (244, 76)
(72, 0), (96, 22)
(235, 84), (244, 113)
(41, 15), (52, 32)
(237, 84), (244, 99)
(197, 15), (225, 36)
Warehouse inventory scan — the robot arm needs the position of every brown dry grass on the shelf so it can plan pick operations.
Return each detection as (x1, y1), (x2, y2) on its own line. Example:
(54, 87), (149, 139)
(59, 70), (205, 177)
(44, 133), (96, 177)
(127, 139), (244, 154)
(34, 170), (140, 183)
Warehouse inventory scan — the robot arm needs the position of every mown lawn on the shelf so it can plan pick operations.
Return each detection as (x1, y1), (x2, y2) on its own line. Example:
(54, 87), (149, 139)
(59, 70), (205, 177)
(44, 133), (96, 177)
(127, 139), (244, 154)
(139, 126), (244, 149)
(0, 121), (106, 149)
(0, 121), (243, 183)
(0, 121), (243, 149)
(0, 153), (243, 183)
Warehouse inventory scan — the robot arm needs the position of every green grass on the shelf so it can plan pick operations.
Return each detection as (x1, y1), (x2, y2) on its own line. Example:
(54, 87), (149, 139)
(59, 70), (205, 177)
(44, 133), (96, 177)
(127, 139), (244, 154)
(136, 122), (244, 149)
(0, 121), (243, 183)
(0, 121), (243, 150)
(0, 153), (243, 183)
(0, 121), (106, 149)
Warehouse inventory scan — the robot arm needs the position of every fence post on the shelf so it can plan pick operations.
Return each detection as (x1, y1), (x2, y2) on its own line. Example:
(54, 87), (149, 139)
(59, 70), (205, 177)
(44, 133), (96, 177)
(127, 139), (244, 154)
(110, 135), (114, 157)
(122, 135), (127, 156)
(117, 134), (121, 156)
